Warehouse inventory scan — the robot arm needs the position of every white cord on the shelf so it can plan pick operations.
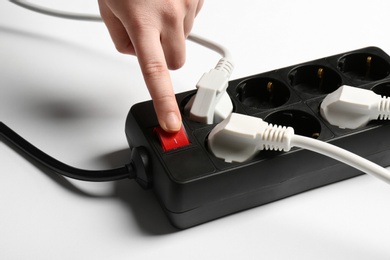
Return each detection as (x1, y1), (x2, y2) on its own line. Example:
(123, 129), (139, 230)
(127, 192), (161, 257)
(9, 0), (102, 21)
(187, 34), (233, 63)
(208, 113), (390, 185)
(291, 135), (390, 185)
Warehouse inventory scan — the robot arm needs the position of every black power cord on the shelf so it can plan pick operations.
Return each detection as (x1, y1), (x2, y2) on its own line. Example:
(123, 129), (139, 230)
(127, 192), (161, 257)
(0, 122), (151, 188)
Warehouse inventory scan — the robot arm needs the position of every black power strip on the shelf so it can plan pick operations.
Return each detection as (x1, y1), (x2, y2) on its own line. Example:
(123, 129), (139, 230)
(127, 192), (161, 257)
(125, 47), (390, 229)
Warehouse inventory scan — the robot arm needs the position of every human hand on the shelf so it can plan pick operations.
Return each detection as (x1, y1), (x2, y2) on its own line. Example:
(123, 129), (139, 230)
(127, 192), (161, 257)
(98, 0), (204, 132)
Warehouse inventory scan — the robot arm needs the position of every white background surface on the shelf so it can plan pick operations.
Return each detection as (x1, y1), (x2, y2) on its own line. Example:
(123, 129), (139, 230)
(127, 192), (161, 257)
(1, 0), (390, 259)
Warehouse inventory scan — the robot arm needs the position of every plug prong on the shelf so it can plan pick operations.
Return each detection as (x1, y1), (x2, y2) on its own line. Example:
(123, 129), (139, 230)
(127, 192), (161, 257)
(317, 68), (324, 79)
(267, 81), (274, 102)
(311, 132), (320, 138)
(366, 56), (372, 78)
(317, 67), (324, 89)
(267, 81), (273, 93)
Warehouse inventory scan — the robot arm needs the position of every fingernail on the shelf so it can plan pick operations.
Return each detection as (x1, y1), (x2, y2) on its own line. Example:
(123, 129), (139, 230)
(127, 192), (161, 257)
(165, 112), (181, 132)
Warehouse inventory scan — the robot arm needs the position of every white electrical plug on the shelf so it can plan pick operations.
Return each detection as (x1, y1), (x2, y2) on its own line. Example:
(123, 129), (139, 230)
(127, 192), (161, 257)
(208, 113), (293, 162)
(184, 61), (234, 124)
(184, 35), (235, 124)
(320, 85), (390, 129)
(208, 112), (390, 185)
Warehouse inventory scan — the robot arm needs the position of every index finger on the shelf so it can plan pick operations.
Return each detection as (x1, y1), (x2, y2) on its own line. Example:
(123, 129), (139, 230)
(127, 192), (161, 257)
(130, 28), (182, 133)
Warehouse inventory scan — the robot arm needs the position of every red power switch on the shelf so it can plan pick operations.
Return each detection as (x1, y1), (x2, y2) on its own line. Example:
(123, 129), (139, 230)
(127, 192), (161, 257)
(154, 126), (190, 152)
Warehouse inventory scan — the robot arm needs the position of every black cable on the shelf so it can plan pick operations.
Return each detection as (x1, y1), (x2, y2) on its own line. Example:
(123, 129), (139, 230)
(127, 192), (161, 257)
(0, 122), (135, 182)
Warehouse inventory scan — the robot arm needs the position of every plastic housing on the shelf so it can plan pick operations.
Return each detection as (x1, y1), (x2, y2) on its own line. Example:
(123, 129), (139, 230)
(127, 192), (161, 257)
(125, 47), (390, 229)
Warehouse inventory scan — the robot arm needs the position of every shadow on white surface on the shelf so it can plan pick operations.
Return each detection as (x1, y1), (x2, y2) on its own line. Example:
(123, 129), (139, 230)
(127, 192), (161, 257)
(99, 149), (179, 235)
(1, 134), (178, 235)
(0, 25), (66, 45)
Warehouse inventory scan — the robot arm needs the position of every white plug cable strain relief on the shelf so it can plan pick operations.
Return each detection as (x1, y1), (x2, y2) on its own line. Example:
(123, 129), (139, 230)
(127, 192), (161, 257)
(261, 123), (293, 152)
(215, 58), (234, 78)
(378, 96), (390, 120)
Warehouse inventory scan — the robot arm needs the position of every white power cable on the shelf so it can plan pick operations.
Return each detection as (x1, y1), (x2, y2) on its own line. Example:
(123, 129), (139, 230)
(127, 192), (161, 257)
(291, 135), (390, 185)
(208, 113), (390, 185)
(187, 34), (233, 65)
(9, 0), (103, 21)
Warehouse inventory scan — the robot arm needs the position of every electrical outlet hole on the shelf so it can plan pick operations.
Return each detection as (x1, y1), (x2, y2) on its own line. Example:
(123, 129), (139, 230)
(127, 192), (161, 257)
(236, 77), (290, 109)
(289, 65), (342, 96)
(264, 110), (321, 138)
(338, 53), (390, 81)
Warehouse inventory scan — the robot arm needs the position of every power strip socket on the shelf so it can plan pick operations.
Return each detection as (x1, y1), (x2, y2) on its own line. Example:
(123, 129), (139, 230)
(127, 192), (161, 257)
(125, 47), (390, 229)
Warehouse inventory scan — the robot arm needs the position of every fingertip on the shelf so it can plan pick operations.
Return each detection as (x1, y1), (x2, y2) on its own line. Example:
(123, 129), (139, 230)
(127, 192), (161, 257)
(160, 112), (182, 133)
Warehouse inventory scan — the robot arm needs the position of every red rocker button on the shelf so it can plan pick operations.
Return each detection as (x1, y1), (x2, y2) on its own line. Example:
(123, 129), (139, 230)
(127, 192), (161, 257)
(154, 125), (190, 152)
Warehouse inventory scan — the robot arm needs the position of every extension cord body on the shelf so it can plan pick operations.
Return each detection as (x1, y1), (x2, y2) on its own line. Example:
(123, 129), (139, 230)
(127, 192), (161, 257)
(125, 47), (390, 229)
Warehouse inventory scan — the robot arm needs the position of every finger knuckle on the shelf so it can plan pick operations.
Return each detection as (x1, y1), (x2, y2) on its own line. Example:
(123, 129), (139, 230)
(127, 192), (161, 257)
(162, 1), (181, 26)
(115, 42), (133, 54)
(167, 56), (185, 70)
(183, 0), (193, 10)
(155, 91), (175, 105)
(142, 61), (168, 79)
